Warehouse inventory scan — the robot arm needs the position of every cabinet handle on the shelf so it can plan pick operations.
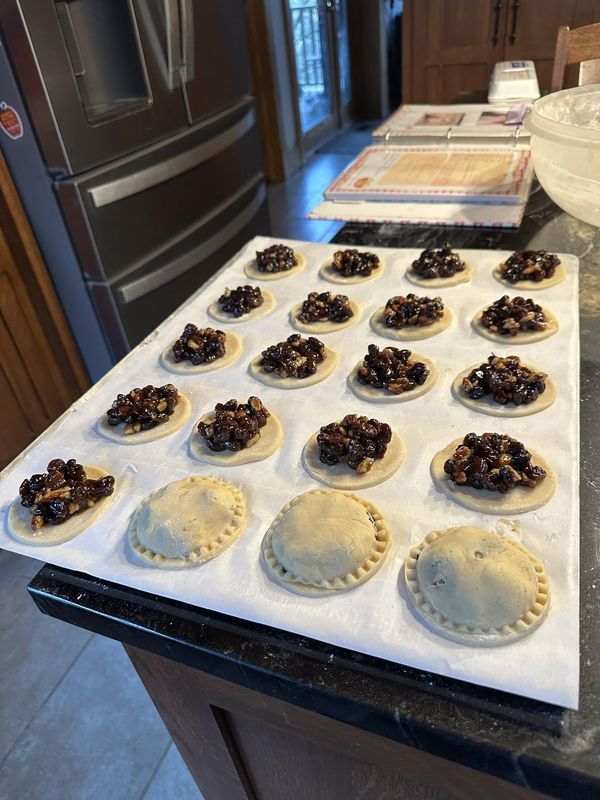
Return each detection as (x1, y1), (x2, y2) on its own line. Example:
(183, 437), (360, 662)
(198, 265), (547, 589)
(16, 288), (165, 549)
(491, 0), (502, 46)
(509, 0), (520, 45)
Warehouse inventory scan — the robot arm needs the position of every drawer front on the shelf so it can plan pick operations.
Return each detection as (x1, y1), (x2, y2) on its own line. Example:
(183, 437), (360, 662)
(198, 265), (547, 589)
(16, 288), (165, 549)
(102, 179), (269, 353)
(57, 101), (261, 282)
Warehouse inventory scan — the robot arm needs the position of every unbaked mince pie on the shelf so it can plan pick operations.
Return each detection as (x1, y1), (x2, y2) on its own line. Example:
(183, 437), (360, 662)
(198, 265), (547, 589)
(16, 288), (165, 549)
(499, 250), (560, 283)
(357, 345), (429, 395)
(461, 355), (547, 406)
(19, 459), (115, 530)
(259, 334), (326, 379)
(298, 291), (353, 324)
(255, 243), (298, 273)
(198, 397), (269, 452)
(411, 244), (465, 279)
(443, 432), (547, 494)
(217, 285), (263, 318)
(384, 294), (444, 329)
(330, 249), (380, 278)
(106, 384), (180, 434)
(317, 414), (392, 474)
(172, 324), (226, 364)
(480, 295), (548, 336)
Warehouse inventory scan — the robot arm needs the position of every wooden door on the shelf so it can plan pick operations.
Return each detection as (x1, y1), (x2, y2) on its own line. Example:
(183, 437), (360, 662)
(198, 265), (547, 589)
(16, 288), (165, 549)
(403, 0), (507, 103)
(503, 0), (578, 90)
(0, 154), (89, 468)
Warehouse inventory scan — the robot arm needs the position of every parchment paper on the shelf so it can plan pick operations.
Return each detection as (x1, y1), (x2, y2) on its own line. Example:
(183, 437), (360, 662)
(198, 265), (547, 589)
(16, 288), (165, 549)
(0, 237), (579, 709)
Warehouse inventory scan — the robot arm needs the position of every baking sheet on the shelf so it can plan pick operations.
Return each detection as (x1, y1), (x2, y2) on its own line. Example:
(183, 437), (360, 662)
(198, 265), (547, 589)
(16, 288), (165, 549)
(0, 237), (580, 709)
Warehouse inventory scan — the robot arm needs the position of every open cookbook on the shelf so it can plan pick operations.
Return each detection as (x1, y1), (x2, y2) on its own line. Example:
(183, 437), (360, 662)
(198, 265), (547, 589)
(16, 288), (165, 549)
(323, 144), (533, 206)
(372, 102), (530, 145)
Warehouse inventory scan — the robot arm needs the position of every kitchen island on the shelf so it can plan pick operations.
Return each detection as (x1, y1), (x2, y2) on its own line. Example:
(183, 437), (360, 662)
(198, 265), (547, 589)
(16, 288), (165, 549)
(28, 188), (600, 800)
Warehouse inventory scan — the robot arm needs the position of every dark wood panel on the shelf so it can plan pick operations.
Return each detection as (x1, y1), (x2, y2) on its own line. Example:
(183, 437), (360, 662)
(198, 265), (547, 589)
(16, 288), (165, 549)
(403, 0), (506, 103)
(0, 153), (90, 468)
(125, 644), (553, 800)
(0, 357), (36, 467)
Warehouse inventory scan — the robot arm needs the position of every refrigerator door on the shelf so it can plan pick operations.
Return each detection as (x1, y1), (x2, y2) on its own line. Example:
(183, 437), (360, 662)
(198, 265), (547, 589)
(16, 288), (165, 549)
(56, 99), (260, 282)
(91, 177), (269, 357)
(179, 0), (253, 123)
(2, 0), (189, 174)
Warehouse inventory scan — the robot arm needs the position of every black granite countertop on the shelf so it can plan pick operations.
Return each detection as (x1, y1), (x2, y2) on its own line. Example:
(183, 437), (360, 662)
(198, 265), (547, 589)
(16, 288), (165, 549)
(28, 188), (600, 800)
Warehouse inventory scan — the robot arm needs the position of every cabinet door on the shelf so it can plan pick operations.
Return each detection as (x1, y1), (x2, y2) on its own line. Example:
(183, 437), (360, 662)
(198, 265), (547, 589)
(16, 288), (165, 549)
(404, 0), (506, 102)
(503, 0), (577, 90)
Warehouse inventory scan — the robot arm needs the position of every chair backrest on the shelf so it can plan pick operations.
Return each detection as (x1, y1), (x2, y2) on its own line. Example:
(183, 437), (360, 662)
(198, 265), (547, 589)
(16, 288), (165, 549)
(551, 22), (600, 91)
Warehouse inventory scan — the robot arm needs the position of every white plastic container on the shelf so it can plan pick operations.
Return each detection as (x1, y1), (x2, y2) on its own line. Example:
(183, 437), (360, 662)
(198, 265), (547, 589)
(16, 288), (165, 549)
(488, 60), (540, 103)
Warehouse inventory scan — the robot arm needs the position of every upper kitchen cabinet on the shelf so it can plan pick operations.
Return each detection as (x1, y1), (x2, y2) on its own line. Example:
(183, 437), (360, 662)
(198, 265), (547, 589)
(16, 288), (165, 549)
(403, 0), (600, 103)
(403, 0), (505, 103)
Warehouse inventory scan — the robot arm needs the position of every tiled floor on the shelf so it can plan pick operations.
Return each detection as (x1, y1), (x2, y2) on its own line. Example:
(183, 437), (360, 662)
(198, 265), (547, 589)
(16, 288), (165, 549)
(0, 125), (372, 800)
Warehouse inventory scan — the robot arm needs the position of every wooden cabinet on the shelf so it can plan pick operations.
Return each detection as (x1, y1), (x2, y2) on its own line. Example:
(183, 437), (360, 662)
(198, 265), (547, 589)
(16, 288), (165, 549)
(0, 154), (89, 468)
(403, 0), (600, 103)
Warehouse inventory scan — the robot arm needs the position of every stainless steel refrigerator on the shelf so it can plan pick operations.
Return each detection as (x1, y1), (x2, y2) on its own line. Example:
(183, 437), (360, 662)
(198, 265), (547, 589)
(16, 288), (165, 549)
(0, 0), (269, 380)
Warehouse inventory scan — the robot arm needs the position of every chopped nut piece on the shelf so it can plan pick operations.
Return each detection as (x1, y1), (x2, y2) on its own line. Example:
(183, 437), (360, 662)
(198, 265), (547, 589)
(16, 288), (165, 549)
(330, 249), (380, 278)
(260, 334), (326, 378)
(198, 397), (270, 452)
(499, 250), (560, 283)
(106, 384), (179, 432)
(298, 291), (353, 324)
(480, 295), (548, 336)
(461, 355), (547, 406)
(384, 294), (444, 329)
(412, 244), (465, 279)
(357, 345), (430, 394)
(217, 285), (264, 318)
(317, 414), (392, 474)
(172, 324), (226, 365)
(443, 432), (546, 494)
(255, 243), (298, 273)
(19, 459), (115, 530)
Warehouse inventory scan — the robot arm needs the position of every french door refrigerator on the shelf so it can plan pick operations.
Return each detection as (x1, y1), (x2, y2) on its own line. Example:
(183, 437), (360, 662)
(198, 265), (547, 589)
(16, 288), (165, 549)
(0, 0), (269, 380)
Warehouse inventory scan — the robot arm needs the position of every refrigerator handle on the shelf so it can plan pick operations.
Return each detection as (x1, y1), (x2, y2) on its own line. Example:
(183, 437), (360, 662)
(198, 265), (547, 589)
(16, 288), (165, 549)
(179, 0), (195, 83)
(164, 0), (182, 90)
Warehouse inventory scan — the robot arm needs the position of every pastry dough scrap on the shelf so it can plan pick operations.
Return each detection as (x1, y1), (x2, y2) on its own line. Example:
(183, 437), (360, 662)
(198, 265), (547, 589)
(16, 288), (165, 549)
(404, 526), (550, 646)
(261, 490), (391, 596)
(129, 476), (246, 568)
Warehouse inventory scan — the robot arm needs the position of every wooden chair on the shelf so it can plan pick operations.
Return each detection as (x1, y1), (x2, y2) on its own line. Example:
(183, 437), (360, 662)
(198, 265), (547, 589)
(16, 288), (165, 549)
(551, 22), (600, 92)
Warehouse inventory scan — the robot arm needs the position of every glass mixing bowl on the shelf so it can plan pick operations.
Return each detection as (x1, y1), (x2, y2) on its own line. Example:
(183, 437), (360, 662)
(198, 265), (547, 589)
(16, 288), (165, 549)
(526, 84), (600, 226)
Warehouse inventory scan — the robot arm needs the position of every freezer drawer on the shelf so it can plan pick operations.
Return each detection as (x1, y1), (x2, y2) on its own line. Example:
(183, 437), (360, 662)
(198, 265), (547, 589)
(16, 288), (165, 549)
(56, 100), (260, 282)
(4, 0), (190, 173)
(89, 176), (269, 359)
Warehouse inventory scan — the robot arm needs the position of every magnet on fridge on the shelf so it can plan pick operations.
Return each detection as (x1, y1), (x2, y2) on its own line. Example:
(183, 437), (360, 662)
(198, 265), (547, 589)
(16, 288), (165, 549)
(0, 102), (23, 140)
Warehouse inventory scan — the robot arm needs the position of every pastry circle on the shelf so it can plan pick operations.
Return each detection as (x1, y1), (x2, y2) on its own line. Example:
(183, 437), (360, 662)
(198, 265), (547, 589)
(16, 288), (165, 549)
(208, 289), (276, 324)
(404, 526), (550, 646)
(493, 262), (566, 290)
(370, 306), (452, 341)
(261, 489), (391, 596)
(302, 429), (405, 489)
(160, 332), (242, 373)
(405, 259), (473, 288)
(471, 307), (559, 344)
(430, 437), (556, 514)
(248, 347), (339, 389)
(7, 466), (114, 546)
(348, 355), (438, 403)
(97, 393), (192, 445)
(244, 252), (307, 281)
(290, 299), (361, 334)
(451, 363), (556, 417)
(189, 411), (283, 466)
(318, 257), (385, 285)
(128, 476), (246, 568)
